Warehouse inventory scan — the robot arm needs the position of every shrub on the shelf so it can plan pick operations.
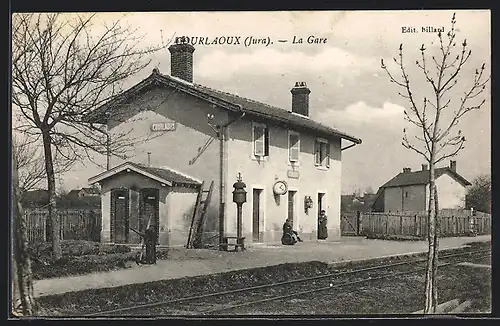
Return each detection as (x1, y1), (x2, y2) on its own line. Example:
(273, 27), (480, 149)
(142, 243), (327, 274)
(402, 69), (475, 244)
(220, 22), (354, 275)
(29, 240), (130, 261)
(365, 234), (424, 241)
(32, 252), (137, 280)
(30, 240), (134, 280)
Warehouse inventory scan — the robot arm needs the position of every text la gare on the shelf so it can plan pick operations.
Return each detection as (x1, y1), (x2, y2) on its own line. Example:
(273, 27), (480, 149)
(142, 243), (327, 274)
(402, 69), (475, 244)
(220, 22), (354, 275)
(293, 35), (328, 44)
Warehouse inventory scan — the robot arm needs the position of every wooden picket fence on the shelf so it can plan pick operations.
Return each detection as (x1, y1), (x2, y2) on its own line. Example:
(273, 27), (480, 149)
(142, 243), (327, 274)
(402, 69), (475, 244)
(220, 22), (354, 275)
(341, 212), (362, 236)
(356, 209), (491, 238)
(24, 208), (101, 244)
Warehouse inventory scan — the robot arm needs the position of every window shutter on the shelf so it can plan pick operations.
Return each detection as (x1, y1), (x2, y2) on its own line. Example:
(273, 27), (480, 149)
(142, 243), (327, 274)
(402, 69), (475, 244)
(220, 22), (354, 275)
(289, 134), (300, 161)
(254, 126), (265, 156)
(264, 127), (270, 156)
(326, 142), (330, 167)
(314, 140), (320, 165)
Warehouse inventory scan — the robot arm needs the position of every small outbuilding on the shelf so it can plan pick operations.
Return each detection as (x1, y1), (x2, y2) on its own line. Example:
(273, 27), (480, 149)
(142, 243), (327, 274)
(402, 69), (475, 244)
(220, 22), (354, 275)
(88, 162), (202, 246)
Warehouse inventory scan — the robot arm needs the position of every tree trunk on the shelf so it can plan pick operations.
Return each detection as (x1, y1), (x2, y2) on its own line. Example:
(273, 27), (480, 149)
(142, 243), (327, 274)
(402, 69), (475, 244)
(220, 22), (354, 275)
(424, 161), (438, 314)
(432, 185), (440, 310)
(12, 143), (37, 316)
(42, 131), (61, 260)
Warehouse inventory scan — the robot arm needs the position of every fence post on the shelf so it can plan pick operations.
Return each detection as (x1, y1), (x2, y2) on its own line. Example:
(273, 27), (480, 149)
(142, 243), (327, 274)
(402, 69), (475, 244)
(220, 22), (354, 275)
(356, 211), (361, 235)
(414, 215), (418, 237)
(399, 215), (403, 235)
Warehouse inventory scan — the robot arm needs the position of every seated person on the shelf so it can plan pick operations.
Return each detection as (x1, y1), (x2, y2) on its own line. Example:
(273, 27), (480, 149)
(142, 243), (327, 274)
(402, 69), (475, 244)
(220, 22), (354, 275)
(281, 218), (303, 245)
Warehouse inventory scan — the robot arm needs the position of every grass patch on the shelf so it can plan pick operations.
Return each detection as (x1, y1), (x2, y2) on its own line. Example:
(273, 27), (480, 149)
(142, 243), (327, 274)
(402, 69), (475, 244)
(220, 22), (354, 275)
(30, 240), (135, 280)
(365, 234), (424, 241)
(36, 261), (332, 315)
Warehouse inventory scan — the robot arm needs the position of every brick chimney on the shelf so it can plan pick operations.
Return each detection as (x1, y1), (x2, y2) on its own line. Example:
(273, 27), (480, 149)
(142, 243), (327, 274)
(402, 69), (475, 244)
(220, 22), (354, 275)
(168, 37), (195, 83)
(421, 164), (428, 171)
(450, 160), (457, 172)
(402, 167), (412, 173)
(290, 82), (311, 117)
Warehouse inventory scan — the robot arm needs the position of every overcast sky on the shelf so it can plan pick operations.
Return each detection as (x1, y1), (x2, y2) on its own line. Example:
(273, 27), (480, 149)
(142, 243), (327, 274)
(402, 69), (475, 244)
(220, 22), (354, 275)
(22, 10), (490, 194)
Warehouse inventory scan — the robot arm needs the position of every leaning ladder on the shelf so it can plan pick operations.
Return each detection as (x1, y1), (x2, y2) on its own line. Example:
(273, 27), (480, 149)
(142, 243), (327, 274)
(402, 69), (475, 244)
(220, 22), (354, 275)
(186, 181), (214, 249)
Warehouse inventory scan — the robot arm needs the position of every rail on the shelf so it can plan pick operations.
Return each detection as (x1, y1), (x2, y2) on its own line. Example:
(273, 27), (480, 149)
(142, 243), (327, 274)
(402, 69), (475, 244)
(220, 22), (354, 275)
(85, 248), (490, 316)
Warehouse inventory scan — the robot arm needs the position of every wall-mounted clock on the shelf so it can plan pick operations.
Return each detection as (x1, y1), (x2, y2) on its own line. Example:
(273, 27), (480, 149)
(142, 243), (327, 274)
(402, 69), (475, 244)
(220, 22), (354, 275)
(273, 180), (288, 196)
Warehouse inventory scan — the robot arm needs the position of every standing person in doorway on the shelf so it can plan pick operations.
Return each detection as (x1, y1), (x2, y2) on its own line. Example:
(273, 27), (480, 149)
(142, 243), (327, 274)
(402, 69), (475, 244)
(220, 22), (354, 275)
(318, 210), (328, 240)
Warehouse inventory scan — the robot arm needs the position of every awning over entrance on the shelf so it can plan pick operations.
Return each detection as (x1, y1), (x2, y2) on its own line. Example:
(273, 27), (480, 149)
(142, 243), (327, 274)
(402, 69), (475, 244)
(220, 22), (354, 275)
(88, 161), (202, 188)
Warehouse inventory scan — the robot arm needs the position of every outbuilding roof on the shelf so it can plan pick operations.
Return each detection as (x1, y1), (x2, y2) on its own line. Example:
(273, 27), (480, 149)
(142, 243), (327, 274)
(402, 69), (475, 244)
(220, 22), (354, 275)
(88, 162), (202, 187)
(84, 69), (362, 145)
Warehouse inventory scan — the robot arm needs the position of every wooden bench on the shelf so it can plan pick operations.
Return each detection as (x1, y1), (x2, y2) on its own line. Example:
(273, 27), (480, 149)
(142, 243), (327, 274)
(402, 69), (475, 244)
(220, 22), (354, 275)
(220, 236), (246, 252)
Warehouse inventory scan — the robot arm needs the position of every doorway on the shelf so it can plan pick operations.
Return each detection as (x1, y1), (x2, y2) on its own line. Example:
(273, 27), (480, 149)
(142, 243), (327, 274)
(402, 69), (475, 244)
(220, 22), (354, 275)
(288, 190), (297, 227)
(111, 188), (129, 244)
(317, 192), (326, 238)
(139, 188), (160, 241)
(252, 188), (263, 242)
(317, 192), (326, 216)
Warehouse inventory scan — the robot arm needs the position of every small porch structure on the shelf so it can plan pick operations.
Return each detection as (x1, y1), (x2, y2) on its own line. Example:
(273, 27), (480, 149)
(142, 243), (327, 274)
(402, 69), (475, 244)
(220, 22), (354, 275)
(88, 162), (202, 246)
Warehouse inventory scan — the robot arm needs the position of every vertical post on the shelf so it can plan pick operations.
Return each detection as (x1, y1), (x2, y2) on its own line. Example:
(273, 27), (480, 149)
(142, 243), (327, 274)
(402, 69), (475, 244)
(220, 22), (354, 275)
(106, 134), (110, 170)
(218, 126), (225, 250)
(414, 214), (419, 237)
(356, 211), (361, 235)
(236, 203), (242, 246)
(232, 173), (246, 251)
(147, 152), (151, 167)
(400, 215), (403, 235)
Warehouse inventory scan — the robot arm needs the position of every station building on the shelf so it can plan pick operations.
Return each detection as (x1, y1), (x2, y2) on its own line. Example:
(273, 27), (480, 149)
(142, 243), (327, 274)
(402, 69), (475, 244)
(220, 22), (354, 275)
(86, 40), (362, 247)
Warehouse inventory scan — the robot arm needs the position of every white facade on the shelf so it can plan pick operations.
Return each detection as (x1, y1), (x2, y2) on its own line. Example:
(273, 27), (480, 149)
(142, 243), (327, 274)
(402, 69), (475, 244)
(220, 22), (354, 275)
(225, 119), (343, 242)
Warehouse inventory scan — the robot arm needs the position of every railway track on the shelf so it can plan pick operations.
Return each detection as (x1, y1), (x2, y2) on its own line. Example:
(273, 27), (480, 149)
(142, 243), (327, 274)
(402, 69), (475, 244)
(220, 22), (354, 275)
(86, 248), (490, 316)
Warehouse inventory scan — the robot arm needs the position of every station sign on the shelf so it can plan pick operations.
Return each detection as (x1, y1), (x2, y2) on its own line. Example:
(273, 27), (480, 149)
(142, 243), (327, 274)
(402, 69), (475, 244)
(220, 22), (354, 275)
(151, 121), (176, 132)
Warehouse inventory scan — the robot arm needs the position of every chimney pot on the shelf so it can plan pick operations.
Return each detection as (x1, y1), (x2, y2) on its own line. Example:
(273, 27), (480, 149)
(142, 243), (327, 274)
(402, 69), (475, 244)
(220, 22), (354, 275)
(450, 160), (457, 172)
(421, 164), (428, 171)
(290, 82), (311, 116)
(168, 38), (195, 83)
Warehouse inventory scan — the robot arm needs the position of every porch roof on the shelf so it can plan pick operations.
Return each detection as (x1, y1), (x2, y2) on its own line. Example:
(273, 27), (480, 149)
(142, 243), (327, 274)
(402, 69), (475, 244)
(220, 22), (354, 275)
(88, 162), (202, 187)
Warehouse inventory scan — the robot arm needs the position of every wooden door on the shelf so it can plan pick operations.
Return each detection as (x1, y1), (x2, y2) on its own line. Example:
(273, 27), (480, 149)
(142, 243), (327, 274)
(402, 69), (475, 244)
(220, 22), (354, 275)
(288, 190), (296, 226)
(140, 188), (160, 241)
(111, 189), (129, 244)
(252, 189), (262, 242)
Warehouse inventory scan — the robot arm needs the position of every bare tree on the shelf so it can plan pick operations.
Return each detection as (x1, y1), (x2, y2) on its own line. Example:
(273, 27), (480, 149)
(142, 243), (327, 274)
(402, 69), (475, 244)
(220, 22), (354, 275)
(12, 143), (37, 316)
(12, 13), (167, 259)
(381, 13), (489, 313)
(13, 135), (45, 192)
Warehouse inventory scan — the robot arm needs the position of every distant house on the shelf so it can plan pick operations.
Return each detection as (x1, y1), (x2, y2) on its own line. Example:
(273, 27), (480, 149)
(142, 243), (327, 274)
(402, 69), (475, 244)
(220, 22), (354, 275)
(68, 187), (101, 198)
(341, 193), (377, 213)
(371, 160), (471, 212)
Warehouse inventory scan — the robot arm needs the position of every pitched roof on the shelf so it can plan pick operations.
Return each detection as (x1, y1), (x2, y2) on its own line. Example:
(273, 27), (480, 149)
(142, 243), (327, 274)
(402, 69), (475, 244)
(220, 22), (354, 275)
(67, 189), (80, 196)
(380, 167), (471, 188)
(84, 69), (362, 144)
(88, 162), (202, 187)
(80, 187), (100, 194)
(129, 162), (201, 186)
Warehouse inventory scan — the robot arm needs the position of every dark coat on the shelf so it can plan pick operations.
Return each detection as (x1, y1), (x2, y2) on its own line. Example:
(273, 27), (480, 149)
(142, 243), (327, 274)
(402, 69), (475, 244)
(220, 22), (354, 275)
(318, 215), (328, 239)
(283, 222), (293, 234)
